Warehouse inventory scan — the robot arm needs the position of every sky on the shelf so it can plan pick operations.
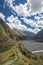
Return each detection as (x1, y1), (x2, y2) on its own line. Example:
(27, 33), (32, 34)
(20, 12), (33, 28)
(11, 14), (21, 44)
(0, 0), (43, 34)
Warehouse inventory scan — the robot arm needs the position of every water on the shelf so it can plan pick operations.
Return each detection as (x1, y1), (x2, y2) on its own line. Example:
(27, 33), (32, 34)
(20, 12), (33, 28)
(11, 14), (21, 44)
(22, 40), (43, 56)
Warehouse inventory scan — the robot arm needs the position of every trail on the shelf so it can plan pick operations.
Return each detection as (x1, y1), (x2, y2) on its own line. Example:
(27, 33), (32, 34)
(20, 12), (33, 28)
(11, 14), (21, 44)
(3, 55), (17, 65)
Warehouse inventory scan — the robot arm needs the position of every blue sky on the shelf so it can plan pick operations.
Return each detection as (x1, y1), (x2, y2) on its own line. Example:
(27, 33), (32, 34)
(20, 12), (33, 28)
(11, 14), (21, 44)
(0, 0), (43, 34)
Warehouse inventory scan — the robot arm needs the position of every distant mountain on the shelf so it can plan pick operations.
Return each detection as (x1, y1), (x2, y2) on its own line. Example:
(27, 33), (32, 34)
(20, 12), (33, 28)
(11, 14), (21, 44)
(34, 30), (43, 42)
(21, 30), (35, 40)
(14, 29), (35, 40)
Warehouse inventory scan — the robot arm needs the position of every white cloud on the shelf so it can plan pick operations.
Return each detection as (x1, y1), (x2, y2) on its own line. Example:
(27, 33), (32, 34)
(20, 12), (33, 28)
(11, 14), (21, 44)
(30, 0), (43, 11)
(7, 15), (28, 30)
(27, 28), (34, 33)
(35, 16), (41, 20)
(29, 0), (43, 15)
(33, 28), (41, 34)
(6, 15), (41, 34)
(7, 15), (20, 25)
(27, 28), (41, 34)
(9, 3), (30, 17)
(4, 0), (43, 17)
(7, 15), (14, 23)
(21, 18), (38, 27)
(4, 0), (43, 34)
(37, 20), (43, 28)
(13, 4), (28, 17)
(0, 13), (5, 21)
(35, 14), (43, 20)
(7, 22), (27, 30)
(4, 0), (14, 6)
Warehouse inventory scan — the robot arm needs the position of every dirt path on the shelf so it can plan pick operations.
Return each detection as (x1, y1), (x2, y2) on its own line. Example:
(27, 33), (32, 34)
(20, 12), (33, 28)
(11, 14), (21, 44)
(3, 55), (17, 65)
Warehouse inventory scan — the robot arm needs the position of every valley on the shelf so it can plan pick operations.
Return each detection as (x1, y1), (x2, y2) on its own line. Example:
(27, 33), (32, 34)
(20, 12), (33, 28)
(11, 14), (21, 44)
(22, 40), (43, 56)
(0, 18), (43, 65)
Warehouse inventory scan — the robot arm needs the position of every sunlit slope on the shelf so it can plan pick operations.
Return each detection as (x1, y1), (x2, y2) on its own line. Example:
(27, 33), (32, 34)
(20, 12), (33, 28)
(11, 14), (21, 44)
(1, 44), (43, 65)
(0, 18), (22, 41)
(0, 18), (22, 52)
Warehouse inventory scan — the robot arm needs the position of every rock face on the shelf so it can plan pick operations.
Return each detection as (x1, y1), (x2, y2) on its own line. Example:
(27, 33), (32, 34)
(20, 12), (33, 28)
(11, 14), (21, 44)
(0, 18), (22, 45)
(34, 30), (43, 42)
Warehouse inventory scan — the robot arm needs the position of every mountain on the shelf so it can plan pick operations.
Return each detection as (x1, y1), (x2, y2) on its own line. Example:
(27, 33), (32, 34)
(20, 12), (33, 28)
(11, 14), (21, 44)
(14, 29), (35, 40)
(0, 18), (35, 41)
(0, 18), (22, 52)
(34, 30), (43, 42)
(0, 18), (22, 41)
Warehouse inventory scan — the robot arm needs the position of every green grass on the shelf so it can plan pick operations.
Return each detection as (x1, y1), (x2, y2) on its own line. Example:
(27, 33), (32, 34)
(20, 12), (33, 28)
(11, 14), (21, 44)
(10, 55), (24, 65)
(40, 55), (43, 60)
(0, 44), (13, 53)
(0, 45), (43, 65)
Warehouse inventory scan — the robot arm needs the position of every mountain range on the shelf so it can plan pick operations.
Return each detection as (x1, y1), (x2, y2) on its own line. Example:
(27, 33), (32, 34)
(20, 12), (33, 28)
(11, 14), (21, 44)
(34, 30), (43, 42)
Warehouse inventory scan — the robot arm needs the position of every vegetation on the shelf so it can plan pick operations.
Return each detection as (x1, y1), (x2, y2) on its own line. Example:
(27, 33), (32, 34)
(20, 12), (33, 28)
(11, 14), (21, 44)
(0, 45), (43, 65)
(0, 18), (22, 52)
(0, 18), (43, 65)
(40, 55), (43, 60)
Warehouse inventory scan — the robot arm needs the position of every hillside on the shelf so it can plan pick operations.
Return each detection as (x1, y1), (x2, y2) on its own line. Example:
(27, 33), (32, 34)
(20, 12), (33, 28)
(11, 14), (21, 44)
(0, 18), (22, 41)
(34, 30), (43, 42)
(0, 44), (43, 65)
(0, 18), (22, 52)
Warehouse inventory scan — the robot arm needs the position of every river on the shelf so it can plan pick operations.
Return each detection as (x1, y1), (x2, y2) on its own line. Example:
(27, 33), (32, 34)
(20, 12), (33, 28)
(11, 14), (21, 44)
(22, 40), (43, 56)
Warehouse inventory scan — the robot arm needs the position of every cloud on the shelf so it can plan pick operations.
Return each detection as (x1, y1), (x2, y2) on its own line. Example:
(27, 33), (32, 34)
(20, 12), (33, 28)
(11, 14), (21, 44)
(21, 17), (38, 27)
(34, 15), (43, 28)
(30, 0), (43, 11)
(37, 20), (43, 28)
(7, 15), (28, 30)
(6, 15), (41, 34)
(28, 28), (41, 34)
(4, 0), (43, 17)
(13, 4), (28, 17)
(0, 12), (5, 21)
(27, 28), (41, 34)
(35, 16), (41, 20)
(7, 15), (14, 23)
(22, 17), (43, 29)
(27, 28), (34, 33)
(33, 28), (41, 34)
(9, 3), (30, 17)
(29, 0), (43, 15)
(35, 14), (43, 20)
(4, 0), (14, 6)
(4, 0), (43, 34)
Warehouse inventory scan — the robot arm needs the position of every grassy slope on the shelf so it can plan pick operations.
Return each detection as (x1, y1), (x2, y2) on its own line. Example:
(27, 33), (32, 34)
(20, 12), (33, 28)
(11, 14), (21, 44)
(0, 23), (13, 52)
(0, 45), (43, 65)
(0, 18), (22, 41)
(0, 18), (22, 52)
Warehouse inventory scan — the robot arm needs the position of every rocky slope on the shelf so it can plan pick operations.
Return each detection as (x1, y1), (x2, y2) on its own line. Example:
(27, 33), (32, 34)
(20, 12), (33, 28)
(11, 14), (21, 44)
(34, 30), (43, 42)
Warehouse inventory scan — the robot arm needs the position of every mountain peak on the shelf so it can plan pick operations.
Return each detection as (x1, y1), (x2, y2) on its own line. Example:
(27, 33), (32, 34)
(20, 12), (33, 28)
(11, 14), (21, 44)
(34, 30), (43, 42)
